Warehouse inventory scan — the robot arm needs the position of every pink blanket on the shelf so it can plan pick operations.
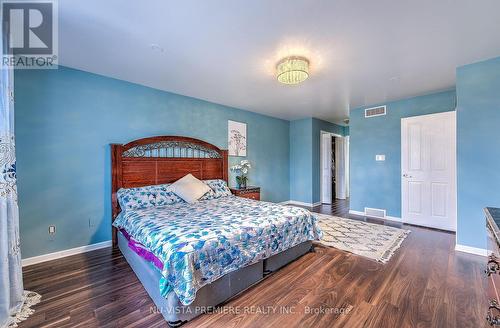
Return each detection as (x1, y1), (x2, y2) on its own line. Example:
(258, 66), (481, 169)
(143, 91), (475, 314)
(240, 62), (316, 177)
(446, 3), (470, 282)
(120, 229), (164, 270)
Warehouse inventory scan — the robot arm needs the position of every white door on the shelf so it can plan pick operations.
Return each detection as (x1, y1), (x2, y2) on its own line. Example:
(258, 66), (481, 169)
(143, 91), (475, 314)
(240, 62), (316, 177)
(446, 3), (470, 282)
(345, 136), (350, 198)
(321, 133), (332, 204)
(335, 137), (347, 199)
(401, 111), (456, 231)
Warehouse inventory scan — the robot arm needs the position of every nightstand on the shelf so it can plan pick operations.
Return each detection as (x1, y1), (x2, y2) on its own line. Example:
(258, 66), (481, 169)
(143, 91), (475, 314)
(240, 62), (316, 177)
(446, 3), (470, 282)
(230, 186), (260, 200)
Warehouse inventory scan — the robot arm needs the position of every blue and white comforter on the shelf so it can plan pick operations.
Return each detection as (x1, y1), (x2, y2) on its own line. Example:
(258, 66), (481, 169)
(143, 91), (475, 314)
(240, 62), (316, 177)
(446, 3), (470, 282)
(113, 196), (321, 305)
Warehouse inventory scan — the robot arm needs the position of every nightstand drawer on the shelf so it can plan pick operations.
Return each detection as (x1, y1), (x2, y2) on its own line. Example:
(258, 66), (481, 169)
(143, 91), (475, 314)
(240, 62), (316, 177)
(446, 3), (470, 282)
(241, 192), (260, 201)
(230, 186), (261, 200)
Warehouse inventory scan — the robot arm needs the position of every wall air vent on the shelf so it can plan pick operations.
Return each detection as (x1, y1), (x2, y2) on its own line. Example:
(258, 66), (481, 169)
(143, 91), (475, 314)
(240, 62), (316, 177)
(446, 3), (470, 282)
(364, 207), (386, 219)
(365, 105), (387, 118)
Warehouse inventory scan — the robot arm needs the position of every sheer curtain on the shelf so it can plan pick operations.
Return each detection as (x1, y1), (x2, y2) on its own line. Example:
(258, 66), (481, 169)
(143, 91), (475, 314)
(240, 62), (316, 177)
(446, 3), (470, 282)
(0, 21), (40, 328)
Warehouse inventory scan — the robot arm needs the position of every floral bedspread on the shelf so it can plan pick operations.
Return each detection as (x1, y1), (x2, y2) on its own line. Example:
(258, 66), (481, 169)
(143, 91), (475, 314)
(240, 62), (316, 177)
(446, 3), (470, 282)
(113, 196), (322, 305)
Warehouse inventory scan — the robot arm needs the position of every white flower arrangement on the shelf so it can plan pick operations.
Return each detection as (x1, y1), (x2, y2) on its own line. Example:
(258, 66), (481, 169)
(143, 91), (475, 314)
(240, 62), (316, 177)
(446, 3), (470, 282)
(230, 160), (252, 188)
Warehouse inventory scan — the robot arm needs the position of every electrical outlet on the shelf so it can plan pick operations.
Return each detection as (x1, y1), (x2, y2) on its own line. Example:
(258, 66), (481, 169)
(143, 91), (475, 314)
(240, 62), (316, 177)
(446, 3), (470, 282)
(48, 225), (56, 234)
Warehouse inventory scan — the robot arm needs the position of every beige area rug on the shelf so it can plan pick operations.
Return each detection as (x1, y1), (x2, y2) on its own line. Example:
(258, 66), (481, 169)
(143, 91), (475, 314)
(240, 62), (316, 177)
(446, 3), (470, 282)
(315, 213), (410, 263)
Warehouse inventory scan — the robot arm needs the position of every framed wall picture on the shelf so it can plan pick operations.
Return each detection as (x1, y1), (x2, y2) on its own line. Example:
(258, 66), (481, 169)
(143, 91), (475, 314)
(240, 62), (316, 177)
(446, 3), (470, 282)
(228, 120), (247, 156)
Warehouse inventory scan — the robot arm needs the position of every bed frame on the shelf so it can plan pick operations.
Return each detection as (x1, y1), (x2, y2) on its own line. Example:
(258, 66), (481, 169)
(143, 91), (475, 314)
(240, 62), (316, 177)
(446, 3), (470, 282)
(110, 136), (311, 326)
(111, 136), (228, 245)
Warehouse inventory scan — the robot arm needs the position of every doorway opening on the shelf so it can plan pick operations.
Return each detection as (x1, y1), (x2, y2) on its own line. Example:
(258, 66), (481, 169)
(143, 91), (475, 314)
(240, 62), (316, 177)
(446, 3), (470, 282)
(320, 131), (349, 204)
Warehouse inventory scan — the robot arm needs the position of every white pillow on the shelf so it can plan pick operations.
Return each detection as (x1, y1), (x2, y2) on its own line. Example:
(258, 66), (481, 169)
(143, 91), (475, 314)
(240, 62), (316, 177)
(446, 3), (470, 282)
(167, 174), (212, 203)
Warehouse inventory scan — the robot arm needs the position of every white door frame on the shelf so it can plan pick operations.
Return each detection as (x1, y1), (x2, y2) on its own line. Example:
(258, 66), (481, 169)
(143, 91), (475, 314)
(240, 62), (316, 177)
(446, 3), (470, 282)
(401, 111), (457, 231)
(320, 130), (343, 204)
(345, 135), (350, 198)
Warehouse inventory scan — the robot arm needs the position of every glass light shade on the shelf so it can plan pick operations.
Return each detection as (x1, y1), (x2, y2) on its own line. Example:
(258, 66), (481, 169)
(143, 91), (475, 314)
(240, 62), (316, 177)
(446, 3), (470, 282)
(276, 56), (309, 85)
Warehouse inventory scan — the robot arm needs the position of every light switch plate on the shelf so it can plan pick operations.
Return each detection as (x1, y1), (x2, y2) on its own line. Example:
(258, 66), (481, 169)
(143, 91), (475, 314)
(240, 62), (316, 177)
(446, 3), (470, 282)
(376, 155), (386, 161)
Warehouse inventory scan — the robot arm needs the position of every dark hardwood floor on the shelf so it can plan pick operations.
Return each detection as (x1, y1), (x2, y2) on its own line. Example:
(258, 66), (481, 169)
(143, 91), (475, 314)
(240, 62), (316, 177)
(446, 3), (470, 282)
(20, 199), (487, 328)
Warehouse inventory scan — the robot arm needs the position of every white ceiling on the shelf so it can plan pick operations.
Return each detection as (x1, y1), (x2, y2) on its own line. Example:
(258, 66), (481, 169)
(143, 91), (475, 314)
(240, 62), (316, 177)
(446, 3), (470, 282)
(59, 0), (500, 124)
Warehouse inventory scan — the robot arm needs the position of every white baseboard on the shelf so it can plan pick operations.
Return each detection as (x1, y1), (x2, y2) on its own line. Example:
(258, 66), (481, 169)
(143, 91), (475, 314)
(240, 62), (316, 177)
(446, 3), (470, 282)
(348, 210), (402, 222)
(281, 200), (321, 207)
(22, 240), (112, 267)
(455, 244), (487, 257)
(348, 210), (366, 216)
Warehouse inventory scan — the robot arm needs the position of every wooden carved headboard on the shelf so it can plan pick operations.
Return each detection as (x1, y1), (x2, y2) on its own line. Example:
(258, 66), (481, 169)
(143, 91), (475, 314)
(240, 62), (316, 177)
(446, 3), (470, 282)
(111, 136), (228, 244)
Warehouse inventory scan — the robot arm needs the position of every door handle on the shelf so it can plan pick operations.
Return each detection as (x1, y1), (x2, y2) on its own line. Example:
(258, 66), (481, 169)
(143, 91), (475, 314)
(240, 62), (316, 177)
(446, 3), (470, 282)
(402, 173), (413, 178)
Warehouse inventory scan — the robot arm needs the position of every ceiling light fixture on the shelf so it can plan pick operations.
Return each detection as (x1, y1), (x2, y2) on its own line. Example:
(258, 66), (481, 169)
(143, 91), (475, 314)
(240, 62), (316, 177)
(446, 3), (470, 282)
(276, 56), (309, 85)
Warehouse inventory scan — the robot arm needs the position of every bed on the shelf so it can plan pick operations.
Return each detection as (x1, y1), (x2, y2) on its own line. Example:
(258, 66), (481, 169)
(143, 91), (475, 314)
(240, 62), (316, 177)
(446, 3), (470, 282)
(111, 136), (321, 326)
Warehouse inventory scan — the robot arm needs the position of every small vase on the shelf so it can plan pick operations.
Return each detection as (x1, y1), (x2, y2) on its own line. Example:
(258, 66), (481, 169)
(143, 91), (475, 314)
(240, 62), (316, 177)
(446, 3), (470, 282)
(236, 176), (247, 189)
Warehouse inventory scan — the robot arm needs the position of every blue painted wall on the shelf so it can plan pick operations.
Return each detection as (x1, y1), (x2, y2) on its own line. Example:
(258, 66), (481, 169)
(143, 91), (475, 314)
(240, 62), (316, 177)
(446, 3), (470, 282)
(289, 118), (345, 204)
(14, 66), (290, 258)
(349, 90), (457, 217)
(289, 119), (313, 203)
(456, 56), (500, 249)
